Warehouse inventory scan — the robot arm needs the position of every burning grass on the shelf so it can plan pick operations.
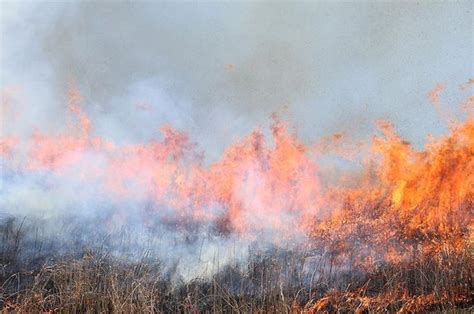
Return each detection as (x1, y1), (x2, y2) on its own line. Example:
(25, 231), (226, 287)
(1, 83), (473, 312)
(0, 217), (472, 312)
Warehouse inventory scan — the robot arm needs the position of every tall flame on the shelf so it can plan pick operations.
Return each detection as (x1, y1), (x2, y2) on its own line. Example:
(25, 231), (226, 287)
(1, 81), (473, 262)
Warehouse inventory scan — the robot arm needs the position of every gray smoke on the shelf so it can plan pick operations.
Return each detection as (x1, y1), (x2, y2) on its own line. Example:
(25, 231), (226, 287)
(2, 1), (472, 156)
(1, 1), (472, 278)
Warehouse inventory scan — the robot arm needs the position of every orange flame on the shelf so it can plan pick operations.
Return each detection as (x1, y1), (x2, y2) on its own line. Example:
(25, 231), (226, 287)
(1, 82), (472, 261)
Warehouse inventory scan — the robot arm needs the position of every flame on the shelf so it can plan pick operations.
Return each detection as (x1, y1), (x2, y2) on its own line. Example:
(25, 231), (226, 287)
(1, 82), (473, 263)
(311, 105), (473, 265)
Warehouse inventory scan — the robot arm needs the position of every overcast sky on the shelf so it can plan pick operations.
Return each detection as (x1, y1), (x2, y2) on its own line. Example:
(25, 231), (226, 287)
(1, 1), (473, 161)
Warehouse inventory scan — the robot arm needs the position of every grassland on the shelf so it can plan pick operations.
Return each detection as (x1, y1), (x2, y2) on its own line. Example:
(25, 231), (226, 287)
(1, 217), (472, 313)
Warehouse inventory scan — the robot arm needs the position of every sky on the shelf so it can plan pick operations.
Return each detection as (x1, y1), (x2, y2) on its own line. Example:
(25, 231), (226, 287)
(1, 1), (473, 160)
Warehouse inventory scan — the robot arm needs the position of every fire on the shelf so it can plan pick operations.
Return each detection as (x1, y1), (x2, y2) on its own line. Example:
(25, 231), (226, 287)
(1, 81), (473, 263)
(311, 100), (473, 265)
(209, 115), (321, 236)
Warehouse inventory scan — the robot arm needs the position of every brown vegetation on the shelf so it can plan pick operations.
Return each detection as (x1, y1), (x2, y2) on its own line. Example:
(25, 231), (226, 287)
(1, 218), (472, 313)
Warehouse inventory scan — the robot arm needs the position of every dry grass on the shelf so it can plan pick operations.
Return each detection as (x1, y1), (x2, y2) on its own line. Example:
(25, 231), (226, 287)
(1, 217), (473, 313)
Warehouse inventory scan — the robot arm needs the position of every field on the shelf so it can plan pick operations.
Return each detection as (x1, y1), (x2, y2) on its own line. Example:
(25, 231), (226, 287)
(2, 88), (474, 312)
(1, 214), (472, 313)
(2, 1), (473, 312)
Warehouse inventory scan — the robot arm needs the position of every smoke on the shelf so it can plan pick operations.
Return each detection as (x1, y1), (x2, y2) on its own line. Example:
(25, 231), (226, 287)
(1, 1), (472, 278)
(3, 2), (472, 150)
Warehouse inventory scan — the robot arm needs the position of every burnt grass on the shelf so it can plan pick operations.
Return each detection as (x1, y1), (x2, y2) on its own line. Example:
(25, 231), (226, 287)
(1, 216), (473, 313)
